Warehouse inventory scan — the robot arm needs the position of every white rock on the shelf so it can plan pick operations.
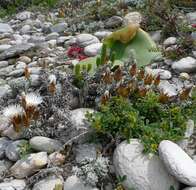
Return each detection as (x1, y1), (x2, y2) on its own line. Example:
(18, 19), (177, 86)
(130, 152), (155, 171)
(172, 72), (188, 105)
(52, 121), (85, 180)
(20, 24), (31, 34)
(48, 152), (65, 166)
(0, 159), (12, 174)
(64, 175), (98, 190)
(0, 44), (12, 52)
(0, 137), (11, 159)
(2, 125), (23, 140)
(16, 61), (27, 69)
(18, 56), (31, 64)
(0, 179), (26, 190)
(183, 188), (196, 190)
(70, 108), (94, 130)
(46, 32), (59, 41)
(84, 43), (102, 56)
(172, 57), (196, 73)
(47, 39), (57, 48)
(50, 22), (68, 33)
(163, 37), (177, 47)
(16, 11), (31, 21)
(5, 140), (28, 161)
(76, 34), (100, 47)
(124, 12), (142, 25)
(179, 72), (190, 80)
(113, 139), (179, 190)
(0, 84), (12, 99)
(57, 36), (72, 44)
(145, 68), (172, 80)
(33, 176), (63, 190)
(0, 23), (13, 33)
(159, 140), (196, 186)
(150, 30), (161, 43)
(158, 80), (178, 97)
(30, 136), (63, 153)
(0, 61), (9, 68)
(94, 31), (112, 40)
(10, 152), (48, 178)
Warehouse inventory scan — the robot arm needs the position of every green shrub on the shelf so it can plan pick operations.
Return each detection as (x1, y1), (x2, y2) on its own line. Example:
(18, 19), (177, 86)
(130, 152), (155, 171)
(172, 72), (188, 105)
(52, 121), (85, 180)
(87, 92), (192, 153)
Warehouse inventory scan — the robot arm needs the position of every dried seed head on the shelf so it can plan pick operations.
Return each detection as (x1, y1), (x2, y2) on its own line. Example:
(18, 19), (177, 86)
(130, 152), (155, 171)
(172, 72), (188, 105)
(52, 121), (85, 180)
(24, 66), (30, 80)
(129, 64), (137, 77)
(179, 87), (192, 101)
(137, 68), (145, 80)
(144, 74), (154, 85)
(159, 92), (170, 104)
(24, 93), (43, 108)
(48, 74), (57, 85)
(3, 104), (25, 132)
(138, 87), (148, 97)
(154, 75), (161, 86)
(114, 66), (123, 81)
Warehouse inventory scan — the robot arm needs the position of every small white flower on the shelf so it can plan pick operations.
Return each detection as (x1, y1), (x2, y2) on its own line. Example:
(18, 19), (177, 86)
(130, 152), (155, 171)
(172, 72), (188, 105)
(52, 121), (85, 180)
(25, 93), (43, 107)
(48, 74), (56, 84)
(3, 104), (24, 120)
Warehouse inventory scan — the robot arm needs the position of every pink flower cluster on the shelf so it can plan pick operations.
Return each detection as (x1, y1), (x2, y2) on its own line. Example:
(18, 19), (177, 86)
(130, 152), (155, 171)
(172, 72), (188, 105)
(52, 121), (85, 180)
(67, 46), (88, 61)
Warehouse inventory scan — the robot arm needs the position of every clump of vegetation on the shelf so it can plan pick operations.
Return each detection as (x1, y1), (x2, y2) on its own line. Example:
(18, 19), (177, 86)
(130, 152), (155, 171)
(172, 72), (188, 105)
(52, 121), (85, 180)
(73, 155), (109, 187)
(19, 141), (33, 159)
(0, 0), (59, 18)
(75, 46), (194, 153)
(87, 93), (191, 154)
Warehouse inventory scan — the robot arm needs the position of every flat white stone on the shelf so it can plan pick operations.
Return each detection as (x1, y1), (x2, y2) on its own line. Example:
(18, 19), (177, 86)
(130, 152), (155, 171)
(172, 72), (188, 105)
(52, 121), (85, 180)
(172, 57), (196, 73)
(158, 80), (178, 97)
(64, 175), (98, 190)
(33, 176), (63, 190)
(145, 68), (172, 80)
(10, 152), (48, 178)
(0, 179), (26, 190)
(0, 45), (12, 52)
(70, 108), (94, 130)
(0, 23), (13, 33)
(163, 37), (177, 46)
(113, 139), (179, 190)
(159, 140), (196, 186)
(183, 188), (196, 190)
(30, 136), (62, 153)
(84, 43), (102, 56)
(76, 34), (100, 47)
(94, 31), (112, 40)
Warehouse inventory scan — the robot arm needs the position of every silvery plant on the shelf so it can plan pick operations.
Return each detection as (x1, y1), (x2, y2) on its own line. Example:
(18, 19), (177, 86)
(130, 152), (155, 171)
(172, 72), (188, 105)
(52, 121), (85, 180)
(73, 155), (109, 187)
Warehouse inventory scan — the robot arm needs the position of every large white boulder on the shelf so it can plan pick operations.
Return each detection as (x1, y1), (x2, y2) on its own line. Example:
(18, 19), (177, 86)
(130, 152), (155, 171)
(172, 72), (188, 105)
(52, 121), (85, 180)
(159, 140), (196, 186)
(113, 139), (179, 190)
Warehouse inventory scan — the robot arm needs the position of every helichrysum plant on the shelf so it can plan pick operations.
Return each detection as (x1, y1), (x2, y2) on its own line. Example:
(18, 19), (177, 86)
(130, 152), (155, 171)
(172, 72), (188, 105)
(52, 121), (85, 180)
(73, 155), (109, 187)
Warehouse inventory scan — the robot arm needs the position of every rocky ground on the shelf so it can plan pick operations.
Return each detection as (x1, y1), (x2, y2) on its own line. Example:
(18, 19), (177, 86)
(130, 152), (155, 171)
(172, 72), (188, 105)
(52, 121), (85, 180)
(0, 2), (196, 190)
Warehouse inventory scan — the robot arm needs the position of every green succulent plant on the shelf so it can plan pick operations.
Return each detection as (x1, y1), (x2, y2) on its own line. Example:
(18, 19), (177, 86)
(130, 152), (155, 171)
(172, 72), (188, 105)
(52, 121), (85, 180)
(75, 25), (162, 76)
